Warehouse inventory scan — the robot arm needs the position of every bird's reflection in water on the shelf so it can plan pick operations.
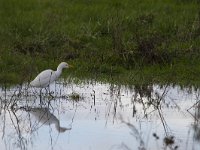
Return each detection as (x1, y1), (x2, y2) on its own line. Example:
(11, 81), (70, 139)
(22, 107), (71, 133)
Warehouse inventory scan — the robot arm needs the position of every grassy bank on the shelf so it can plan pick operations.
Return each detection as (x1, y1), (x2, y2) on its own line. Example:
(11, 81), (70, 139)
(0, 0), (200, 86)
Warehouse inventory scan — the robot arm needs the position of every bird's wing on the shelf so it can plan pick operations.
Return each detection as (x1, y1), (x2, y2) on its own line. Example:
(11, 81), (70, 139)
(30, 69), (57, 87)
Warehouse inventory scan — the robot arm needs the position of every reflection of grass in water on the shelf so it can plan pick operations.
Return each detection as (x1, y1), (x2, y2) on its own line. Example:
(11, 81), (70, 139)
(122, 118), (179, 150)
(68, 92), (83, 102)
(0, 76), (198, 150)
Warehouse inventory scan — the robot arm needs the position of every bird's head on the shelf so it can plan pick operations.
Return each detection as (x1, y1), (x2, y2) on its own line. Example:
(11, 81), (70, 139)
(58, 62), (72, 70)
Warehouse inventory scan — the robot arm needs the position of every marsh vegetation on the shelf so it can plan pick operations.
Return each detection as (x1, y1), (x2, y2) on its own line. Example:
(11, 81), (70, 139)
(0, 0), (200, 85)
(1, 0), (200, 150)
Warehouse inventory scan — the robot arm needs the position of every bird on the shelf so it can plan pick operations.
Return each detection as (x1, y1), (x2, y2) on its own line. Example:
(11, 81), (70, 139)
(30, 62), (71, 88)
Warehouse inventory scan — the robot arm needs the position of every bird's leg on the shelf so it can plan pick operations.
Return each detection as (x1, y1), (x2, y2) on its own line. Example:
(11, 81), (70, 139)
(46, 86), (54, 98)
(39, 88), (42, 104)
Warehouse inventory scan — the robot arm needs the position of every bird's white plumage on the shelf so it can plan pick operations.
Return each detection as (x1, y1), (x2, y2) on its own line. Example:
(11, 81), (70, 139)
(30, 62), (69, 88)
(30, 69), (58, 87)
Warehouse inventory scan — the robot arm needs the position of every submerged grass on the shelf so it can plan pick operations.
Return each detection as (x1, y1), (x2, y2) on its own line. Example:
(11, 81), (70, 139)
(0, 0), (200, 86)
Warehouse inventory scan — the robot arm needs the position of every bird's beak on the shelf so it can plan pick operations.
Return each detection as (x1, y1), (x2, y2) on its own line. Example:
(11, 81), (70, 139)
(68, 64), (73, 68)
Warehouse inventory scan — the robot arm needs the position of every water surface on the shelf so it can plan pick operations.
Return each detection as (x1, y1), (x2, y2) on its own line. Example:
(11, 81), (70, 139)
(0, 80), (199, 150)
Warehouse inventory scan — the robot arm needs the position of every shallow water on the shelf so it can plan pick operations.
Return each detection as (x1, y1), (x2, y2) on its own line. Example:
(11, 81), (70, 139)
(0, 80), (200, 150)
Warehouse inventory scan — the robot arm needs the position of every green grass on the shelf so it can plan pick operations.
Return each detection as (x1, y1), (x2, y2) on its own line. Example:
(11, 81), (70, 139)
(0, 0), (200, 86)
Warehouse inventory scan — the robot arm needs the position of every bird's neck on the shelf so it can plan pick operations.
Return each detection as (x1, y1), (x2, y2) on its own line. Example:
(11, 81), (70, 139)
(57, 65), (63, 71)
(56, 69), (62, 77)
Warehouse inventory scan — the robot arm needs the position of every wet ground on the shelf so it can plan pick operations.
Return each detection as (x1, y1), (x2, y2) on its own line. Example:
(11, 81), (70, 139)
(0, 80), (200, 150)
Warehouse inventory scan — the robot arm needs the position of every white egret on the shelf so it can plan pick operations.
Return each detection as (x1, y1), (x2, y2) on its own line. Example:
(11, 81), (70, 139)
(30, 62), (71, 88)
